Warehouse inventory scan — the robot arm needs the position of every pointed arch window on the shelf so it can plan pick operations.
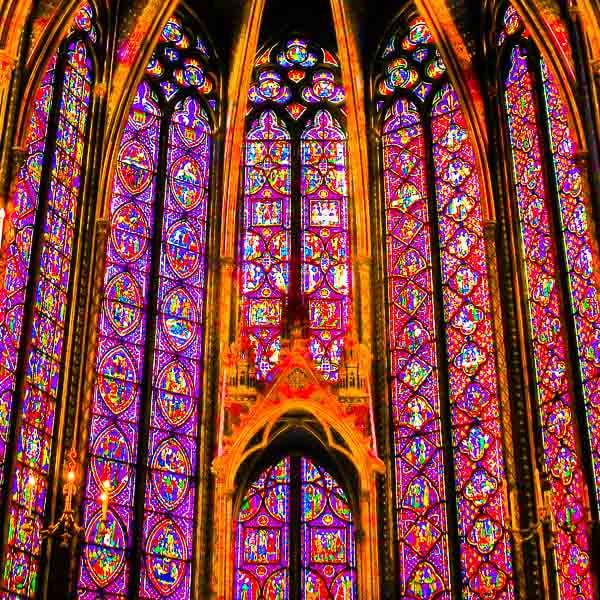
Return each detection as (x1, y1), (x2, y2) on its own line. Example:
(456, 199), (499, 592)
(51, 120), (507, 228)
(76, 15), (217, 599)
(0, 4), (97, 597)
(234, 455), (357, 599)
(375, 17), (514, 598)
(497, 4), (599, 596)
(241, 39), (350, 381)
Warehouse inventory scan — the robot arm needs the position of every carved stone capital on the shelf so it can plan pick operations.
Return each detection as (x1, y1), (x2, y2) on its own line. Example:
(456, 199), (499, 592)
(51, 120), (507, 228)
(93, 81), (107, 99)
(219, 255), (236, 269)
(95, 218), (109, 242)
(12, 145), (27, 166)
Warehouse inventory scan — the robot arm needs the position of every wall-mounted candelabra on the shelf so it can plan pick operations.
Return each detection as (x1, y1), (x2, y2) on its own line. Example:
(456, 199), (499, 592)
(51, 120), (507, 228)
(41, 448), (83, 547)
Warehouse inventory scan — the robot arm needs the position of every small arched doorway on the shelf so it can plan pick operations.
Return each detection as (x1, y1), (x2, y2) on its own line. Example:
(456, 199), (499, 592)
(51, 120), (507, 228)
(233, 454), (357, 599)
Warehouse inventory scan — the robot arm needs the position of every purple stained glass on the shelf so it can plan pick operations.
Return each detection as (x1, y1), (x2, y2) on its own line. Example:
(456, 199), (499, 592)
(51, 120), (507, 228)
(0, 55), (56, 500)
(139, 96), (211, 599)
(379, 16), (515, 599)
(242, 39), (350, 380)
(233, 456), (357, 600)
(382, 98), (452, 598)
(504, 45), (593, 599)
(241, 110), (291, 379)
(234, 458), (291, 599)
(1, 26), (94, 598)
(301, 457), (356, 599)
(78, 13), (216, 598)
(301, 110), (350, 380)
(78, 81), (160, 599)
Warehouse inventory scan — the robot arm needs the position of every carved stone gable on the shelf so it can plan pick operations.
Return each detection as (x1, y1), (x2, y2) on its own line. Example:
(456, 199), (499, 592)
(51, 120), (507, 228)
(218, 331), (375, 451)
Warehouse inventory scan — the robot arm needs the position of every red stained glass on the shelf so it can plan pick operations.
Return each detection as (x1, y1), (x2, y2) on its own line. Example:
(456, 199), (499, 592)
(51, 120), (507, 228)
(242, 39), (350, 380)
(541, 60), (600, 505)
(432, 85), (513, 597)
(504, 45), (593, 598)
(301, 110), (350, 379)
(382, 98), (451, 598)
(378, 16), (515, 599)
(241, 111), (291, 379)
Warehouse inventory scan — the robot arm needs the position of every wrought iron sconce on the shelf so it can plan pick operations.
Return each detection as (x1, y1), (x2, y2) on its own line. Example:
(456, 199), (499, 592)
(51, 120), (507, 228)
(41, 448), (83, 547)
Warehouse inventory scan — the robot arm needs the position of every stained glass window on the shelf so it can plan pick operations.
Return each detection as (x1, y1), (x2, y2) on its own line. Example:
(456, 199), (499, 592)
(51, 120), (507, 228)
(77, 15), (217, 599)
(376, 17), (514, 598)
(241, 39), (350, 381)
(499, 4), (597, 596)
(234, 456), (357, 599)
(0, 4), (96, 598)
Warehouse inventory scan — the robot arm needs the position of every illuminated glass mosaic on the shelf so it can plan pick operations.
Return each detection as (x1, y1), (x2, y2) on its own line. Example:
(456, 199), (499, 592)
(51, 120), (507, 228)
(301, 110), (349, 379)
(300, 457), (356, 598)
(377, 16), (514, 598)
(242, 111), (291, 378)
(242, 39), (350, 380)
(500, 6), (595, 595)
(540, 61), (600, 507)
(431, 84), (513, 598)
(0, 5), (95, 597)
(381, 97), (451, 598)
(78, 15), (216, 599)
(234, 456), (356, 599)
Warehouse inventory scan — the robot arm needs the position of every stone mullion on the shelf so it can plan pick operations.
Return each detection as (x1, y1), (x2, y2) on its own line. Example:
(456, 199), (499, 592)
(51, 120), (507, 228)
(366, 124), (396, 599)
(483, 220), (529, 598)
(192, 121), (226, 598)
(69, 217), (109, 588)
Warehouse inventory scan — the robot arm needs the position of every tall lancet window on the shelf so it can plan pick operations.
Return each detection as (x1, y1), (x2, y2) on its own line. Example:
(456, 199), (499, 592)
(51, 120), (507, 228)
(233, 456), (357, 599)
(0, 4), (97, 597)
(375, 17), (515, 598)
(498, 3), (598, 597)
(77, 16), (217, 599)
(241, 39), (350, 381)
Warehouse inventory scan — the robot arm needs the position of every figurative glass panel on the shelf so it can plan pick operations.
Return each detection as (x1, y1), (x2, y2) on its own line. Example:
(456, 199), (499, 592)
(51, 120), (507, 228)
(234, 456), (357, 599)
(0, 5), (96, 597)
(235, 458), (291, 599)
(377, 16), (514, 598)
(242, 111), (291, 379)
(78, 15), (216, 600)
(301, 458), (355, 599)
(381, 97), (451, 598)
(301, 111), (350, 380)
(541, 60), (600, 502)
(500, 6), (595, 594)
(431, 85), (513, 596)
(242, 39), (350, 380)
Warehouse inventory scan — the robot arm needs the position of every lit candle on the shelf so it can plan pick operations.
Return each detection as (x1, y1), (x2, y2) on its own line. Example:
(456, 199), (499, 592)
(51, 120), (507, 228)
(63, 469), (76, 513)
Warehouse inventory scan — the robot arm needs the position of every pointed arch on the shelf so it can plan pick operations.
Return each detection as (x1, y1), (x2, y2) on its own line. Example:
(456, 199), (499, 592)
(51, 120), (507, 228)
(0, 4), (98, 597)
(495, 4), (600, 596)
(212, 363), (384, 600)
(233, 454), (358, 599)
(76, 13), (218, 599)
(373, 13), (516, 599)
(239, 37), (351, 381)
